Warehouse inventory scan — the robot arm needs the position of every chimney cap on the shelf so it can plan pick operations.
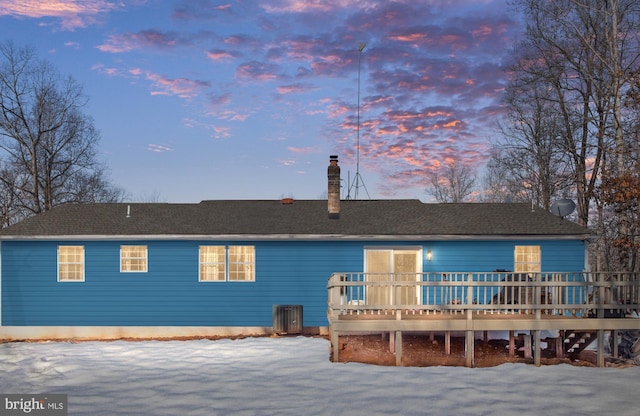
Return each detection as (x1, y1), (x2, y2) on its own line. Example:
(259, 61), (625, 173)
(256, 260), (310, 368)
(330, 155), (338, 160)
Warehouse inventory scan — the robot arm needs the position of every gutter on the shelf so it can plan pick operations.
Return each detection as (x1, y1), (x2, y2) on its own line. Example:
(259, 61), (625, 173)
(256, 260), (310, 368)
(0, 233), (592, 242)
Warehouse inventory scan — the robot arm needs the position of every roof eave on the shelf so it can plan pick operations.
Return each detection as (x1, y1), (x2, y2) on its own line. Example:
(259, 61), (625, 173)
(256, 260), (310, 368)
(0, 233), (592, 241)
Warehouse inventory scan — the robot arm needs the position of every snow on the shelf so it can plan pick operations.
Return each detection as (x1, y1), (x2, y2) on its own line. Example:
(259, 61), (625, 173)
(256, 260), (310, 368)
(0, 336), (637, 415)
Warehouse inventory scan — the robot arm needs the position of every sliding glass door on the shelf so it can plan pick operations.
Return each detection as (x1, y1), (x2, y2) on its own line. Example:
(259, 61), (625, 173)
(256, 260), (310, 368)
(365, 248), (421, 306)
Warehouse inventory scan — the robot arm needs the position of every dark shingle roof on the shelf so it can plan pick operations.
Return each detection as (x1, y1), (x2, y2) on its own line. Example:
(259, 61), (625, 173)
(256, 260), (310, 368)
(0, 200), (590, 239)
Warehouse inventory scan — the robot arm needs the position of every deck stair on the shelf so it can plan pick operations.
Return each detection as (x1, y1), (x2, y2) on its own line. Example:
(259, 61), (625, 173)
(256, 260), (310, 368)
(563, 330), (597, 356)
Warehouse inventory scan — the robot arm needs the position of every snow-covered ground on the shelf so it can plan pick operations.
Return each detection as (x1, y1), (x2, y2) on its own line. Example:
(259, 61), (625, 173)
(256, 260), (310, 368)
(0, 336), (637, 415)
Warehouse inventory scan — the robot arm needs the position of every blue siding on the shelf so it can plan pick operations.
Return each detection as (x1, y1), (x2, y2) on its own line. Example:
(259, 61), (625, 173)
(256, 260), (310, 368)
(422, 240), (585, 273)
(1, 239), (586, 327)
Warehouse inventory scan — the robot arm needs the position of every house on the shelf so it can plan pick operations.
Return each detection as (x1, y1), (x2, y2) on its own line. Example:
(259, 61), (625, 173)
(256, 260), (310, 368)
(0, 156), (593, 342)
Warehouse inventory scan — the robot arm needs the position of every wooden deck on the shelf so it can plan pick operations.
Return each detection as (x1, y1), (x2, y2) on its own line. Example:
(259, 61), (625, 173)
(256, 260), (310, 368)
(327, 271), (640, 367)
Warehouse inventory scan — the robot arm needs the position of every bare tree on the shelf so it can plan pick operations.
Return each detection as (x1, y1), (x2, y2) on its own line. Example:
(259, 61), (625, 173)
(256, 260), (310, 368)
(508, 0), (640, 227)
(482, 151), (535, 203)
(491, 72), (573, 210)
(0, 161), (29, 227)
(0, 42), (122, 221)
(427, 161), (476, 203)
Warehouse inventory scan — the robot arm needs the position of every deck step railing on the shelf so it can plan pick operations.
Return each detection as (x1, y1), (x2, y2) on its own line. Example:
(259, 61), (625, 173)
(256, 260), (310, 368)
(327, 271), (640, 318)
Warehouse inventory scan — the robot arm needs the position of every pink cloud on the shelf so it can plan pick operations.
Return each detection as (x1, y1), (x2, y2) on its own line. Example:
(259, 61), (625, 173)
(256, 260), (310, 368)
(260, 1), (332, 13)
(328, 102), (351, 119)
(145, 71), (210, 99)
(276, 83), (315, 95)
(387, 24), (471, 52)
(0, 0), (120, 30)
(206, 49), (238, 61)
(260, 0), (377, 14)
(91, 63), (124, 77)
(365, 95), (394, 109)
(211, 110), (251, 122)
(287, 146), (317, 154)
(207, 92), (232, 107)
(236, 61), (281, 81)
(97, 30), (183, 53)
(205, 95), (252, 122)
(228, 113), (249, 121)
(147, 144), (174, 153)
(173, 1), (232, 20)
(183, 118), (237, 137)
(212, 126), (231, 139)
(223, 34), (259, 47)
(472, 24), (494, 38)
(390, 32), (427, 43)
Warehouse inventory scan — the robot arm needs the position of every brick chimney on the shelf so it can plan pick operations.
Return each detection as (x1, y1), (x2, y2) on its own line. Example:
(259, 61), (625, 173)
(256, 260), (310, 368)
(328, 155), (340, 219)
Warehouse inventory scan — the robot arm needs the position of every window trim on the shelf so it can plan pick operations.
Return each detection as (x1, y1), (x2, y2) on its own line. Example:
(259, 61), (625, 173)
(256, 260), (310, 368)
(120, 245), (148, 273)
(198, 245), (226, 282)
(199, 245), (255, 282)
(514, 245), (541, 273)
(57, 245), (85, 282)
(227, 245), (255, 282)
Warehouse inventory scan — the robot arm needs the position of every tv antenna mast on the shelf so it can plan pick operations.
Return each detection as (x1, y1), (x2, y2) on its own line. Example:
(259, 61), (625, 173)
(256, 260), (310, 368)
(347, 42), (370, 200)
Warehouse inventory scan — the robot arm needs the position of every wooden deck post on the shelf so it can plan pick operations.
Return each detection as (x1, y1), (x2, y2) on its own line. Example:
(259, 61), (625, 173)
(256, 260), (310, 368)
(596, 274), (605, 368)
(331, 329), (339, 362)
(445, 331), (451, 355)
(465, 330), (474, 367)
(465, 275), (474, 367)
(534, 291), (541, 366)
(555, 337), (563, 358)
(597, 329), (605, 367)
(524, 333), (532, 359)
(390, 310), (402, 354)
(612, 330), (619, 359)
(395, 330), (403, 366)
(533, 330), (541, 366)
(508, 330), (515, 356)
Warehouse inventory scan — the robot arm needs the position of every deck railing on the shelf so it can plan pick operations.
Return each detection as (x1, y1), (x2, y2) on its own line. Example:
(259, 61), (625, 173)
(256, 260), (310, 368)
(327, 271), (640, 318)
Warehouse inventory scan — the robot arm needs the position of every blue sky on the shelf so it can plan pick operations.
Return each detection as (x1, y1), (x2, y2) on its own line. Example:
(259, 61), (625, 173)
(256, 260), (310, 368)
(0, 0), (522, 202)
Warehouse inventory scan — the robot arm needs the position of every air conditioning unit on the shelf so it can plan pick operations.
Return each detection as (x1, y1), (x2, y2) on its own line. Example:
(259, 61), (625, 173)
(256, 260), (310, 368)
(272, 305), (303, 335)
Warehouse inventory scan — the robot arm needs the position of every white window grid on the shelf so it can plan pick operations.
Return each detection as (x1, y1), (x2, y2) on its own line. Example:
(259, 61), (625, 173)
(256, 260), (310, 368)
(199, 246), (226, 281)
(58, 246), (85, 282)
(199, 245), (255, 282)
(120, 245), (148, 272)
(514, 245), (541, 273)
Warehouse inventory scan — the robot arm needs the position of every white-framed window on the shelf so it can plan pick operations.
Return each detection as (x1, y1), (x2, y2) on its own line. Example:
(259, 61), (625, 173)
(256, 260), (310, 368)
(514, 245), (541, 273)
(228, 246), (255, 281)
(199, 245), (255, 282)
(199, 246), (226, 281)
(58, 245), (85, 282)
(120, 245), (148, 272)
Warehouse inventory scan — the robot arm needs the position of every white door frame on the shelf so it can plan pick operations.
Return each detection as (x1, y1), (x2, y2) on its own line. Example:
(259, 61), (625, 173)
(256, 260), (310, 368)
(364, 246), (423, 305)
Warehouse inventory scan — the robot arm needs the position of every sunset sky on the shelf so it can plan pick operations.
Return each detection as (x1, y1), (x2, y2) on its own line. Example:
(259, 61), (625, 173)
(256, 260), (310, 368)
(0, 0), (522, 202)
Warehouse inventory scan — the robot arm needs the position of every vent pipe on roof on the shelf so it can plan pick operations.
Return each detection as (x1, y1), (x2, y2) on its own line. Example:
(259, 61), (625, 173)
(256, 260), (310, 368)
(126, 205), (131, 218)
(328, 155), (340, 219)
